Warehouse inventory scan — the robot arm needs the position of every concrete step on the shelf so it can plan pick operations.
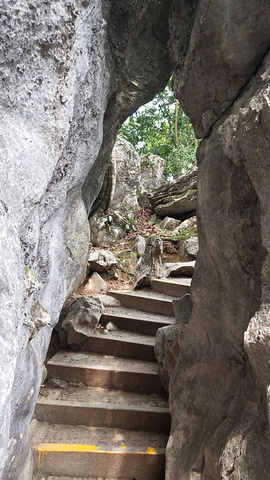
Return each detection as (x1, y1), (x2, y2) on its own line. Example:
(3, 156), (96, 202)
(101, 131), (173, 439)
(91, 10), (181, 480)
(47, 351), (162, 394)
(83, 330), (156, 361)
(151, 277), (191, 298)
(32, 476), (119, 480)
(109, 290), (175, 317)
(32, 476), (128, 480)
(35, 385), (170, 433)
(101, 307), (174, 336)
(31, 422), (167, 480)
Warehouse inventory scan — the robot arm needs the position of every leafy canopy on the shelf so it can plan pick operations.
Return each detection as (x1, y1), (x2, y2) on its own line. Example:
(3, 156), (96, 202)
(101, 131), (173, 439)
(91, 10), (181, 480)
(119, 80), (197, 179)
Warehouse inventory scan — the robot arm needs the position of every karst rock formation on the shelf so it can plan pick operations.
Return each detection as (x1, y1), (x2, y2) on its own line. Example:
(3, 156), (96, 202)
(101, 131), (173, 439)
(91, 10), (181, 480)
(1, 1), (270, 479)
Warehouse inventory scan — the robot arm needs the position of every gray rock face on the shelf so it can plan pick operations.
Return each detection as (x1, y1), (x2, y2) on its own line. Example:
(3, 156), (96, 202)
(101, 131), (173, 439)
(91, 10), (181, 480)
(2, 2), (270, 480)
(166, 10), (270, 477)
(0, 1), (171, 478)
(149, 168), (197, 219)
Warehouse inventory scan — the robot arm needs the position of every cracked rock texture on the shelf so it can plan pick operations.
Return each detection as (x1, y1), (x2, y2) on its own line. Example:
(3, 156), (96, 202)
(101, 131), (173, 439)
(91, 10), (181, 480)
(0, 1), (171, 479)
(165, 2), (270, 479)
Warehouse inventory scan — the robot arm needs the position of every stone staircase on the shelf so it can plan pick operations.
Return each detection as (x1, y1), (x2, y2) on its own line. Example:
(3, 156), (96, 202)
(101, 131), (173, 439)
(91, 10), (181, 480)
(31, 276), (191, 480)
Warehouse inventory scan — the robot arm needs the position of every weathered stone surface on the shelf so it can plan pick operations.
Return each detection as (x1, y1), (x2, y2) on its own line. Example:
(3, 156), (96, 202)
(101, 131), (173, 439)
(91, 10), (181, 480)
(88, 250), (117, 273)
(134, 237), (163, 289)
(149, 168), (197, 219)
(184, 236), (199, 258)
(166, 44), (270, 480)
(0, 1), (172, 477)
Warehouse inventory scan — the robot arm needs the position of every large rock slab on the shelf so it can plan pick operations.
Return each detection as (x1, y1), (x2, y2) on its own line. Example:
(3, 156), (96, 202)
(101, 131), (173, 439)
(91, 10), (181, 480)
(0, 1), (172, 478)
(166, 39), (270, 480)
(170, 0), (270, 138)
(149, 168), (197, 219)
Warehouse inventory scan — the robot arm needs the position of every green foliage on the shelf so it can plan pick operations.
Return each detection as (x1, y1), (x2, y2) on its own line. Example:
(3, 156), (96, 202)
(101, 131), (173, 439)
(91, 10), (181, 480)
(119, 80), (197, 179)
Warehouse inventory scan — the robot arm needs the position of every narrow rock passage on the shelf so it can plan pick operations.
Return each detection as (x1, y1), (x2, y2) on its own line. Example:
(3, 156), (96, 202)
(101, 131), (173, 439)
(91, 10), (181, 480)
(31, 276), (191, 480)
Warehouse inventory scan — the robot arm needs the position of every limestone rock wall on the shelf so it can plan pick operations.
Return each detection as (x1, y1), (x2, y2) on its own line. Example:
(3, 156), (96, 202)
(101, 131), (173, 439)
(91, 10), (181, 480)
(165, 1), (270, 479)
(2, 1), (270, 479)
(0, 1), (171, 479)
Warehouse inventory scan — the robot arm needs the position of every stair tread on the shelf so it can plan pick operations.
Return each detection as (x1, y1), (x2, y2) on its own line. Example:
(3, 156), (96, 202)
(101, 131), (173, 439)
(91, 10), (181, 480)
(38, 386), (168, 409)
(109, 289), (175, 301)
(152, 277), (191, 286)
(32, 422), (167, 452)
(48, 351), (159, 375)
(88, 329), (156, 345)
(33, 476), (128, 480)
(102, 306), (173, 323)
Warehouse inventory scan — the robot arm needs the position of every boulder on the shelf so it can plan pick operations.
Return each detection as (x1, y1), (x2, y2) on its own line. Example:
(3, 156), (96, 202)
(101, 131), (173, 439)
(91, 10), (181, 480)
(163, 261), (195, 278)
(149, 168), (197, 219)
(172, 215), (197, 234)
(61, 296), (103, 349)
(88, 250), (117, 273)
(134, 237), (163, 289)
(80, 272), (108, 295)
(90, 210), (131, 247)
(159, 216), (182, 231)
(184, 236), (199, 258)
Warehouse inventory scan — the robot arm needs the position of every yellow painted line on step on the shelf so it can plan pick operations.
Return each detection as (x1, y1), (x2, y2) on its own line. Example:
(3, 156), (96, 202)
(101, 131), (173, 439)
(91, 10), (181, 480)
(37, 443), (157, 468)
